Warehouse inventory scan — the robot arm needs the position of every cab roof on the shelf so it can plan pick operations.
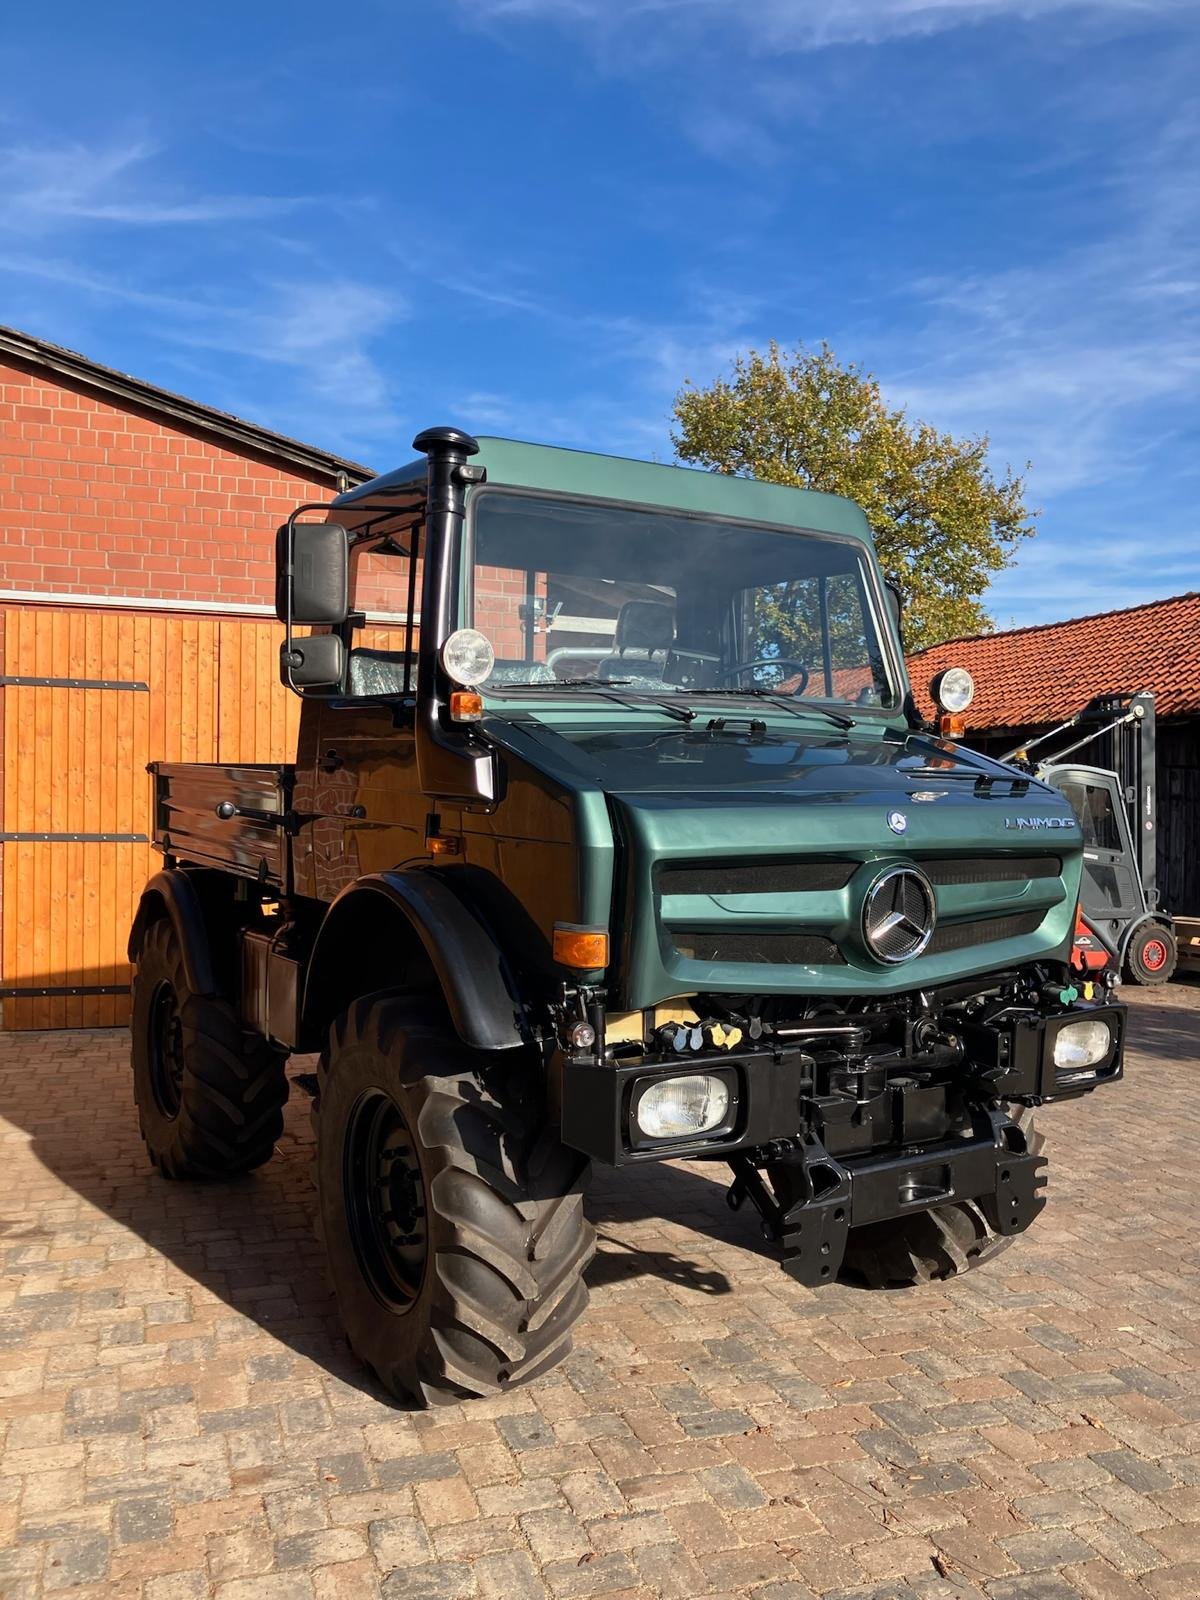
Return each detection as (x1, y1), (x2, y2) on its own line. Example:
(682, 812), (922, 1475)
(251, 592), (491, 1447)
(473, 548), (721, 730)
(331, 433), (875, 544)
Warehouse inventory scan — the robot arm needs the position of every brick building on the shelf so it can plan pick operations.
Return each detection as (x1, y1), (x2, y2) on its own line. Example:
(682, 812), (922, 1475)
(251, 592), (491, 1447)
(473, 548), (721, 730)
(0, 324), (371, 1028)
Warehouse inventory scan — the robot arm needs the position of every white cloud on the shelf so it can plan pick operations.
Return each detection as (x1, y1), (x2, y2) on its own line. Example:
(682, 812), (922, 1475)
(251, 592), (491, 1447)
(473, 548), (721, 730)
(0, 250), (406, 451)
(0, 136), (312, 229)
(457, 0), (1191, 51)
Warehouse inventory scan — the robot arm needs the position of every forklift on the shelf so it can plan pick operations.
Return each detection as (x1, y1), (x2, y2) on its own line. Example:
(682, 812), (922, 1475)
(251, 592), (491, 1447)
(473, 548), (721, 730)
(1001, 691), (1177, 985)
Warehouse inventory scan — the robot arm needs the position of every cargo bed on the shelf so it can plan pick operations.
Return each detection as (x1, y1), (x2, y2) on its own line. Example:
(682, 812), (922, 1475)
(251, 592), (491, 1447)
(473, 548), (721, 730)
(151, 762), (293, 889)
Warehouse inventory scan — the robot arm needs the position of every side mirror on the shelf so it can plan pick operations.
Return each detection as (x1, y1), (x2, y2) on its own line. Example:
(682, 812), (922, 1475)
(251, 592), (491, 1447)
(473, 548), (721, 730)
(276, 522), (350, 625)
(280, 634), (345, 690)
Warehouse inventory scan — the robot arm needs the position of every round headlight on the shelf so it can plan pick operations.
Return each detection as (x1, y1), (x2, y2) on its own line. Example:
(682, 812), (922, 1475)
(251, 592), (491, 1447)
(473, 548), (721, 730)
(931, 666), (975, 714)
(635, 1074), (730, 1140)
(440, 628), (495, 687)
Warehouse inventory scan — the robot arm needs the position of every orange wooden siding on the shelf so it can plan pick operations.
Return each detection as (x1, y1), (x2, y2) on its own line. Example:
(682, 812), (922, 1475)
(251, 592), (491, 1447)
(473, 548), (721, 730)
(0, 605), (307, 1030)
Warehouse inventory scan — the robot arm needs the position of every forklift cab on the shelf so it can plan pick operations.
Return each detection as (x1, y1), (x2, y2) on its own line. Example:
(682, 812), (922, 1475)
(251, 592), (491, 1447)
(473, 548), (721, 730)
(1042, 760), (1175, 983)
(1047, 765), (1146, 924)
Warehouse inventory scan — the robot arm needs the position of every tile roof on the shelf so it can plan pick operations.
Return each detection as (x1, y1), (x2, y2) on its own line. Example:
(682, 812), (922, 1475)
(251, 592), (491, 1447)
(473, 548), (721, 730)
(908, 591), (1200, 728)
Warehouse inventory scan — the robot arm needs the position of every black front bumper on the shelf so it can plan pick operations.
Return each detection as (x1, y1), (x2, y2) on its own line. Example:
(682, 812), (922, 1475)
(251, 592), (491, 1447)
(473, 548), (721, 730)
(727, 1106), (1046, 1285)
(559, 999), (1126, 1169)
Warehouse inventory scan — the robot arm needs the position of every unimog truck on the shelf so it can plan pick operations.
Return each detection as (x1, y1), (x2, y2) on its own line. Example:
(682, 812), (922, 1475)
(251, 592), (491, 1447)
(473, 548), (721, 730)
(128, 427), (1126, 1405)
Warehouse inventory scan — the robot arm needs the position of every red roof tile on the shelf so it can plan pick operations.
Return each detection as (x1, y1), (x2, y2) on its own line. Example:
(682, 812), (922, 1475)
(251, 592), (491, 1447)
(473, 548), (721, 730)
(908, 591), (1200, 728)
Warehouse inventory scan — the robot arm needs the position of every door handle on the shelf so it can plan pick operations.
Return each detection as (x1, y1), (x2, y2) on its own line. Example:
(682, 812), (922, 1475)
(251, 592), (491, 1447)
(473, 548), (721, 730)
(321, 748), (343, 772)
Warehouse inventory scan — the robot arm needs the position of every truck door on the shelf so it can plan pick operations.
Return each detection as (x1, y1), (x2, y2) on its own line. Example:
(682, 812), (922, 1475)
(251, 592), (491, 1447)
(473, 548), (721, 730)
(291, 532), (426, 901)
(1046, 765), (1145, 934)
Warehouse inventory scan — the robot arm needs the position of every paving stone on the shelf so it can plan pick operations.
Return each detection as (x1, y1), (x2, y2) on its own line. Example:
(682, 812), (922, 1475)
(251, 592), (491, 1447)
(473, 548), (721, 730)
(678, 1407), (755, 1438)
(540, 1552), (641, 1596)
(1090, 1450), (1177, 1494)
(1001, 1529), (1101, 1569)
(824, 1585), (921, 1600)
(381, 1564), (477, 1599)
(698, 1460), (770, 1508)
(871, 1402), (944, 1437)
(987, 1577), (1086, 1600)
(1140, 1566), (1200, 1599)
(857, 1429), (922, 1467)
(113, 1495), (172, 1544)
(496, 1414), (556, 1453)
(895, 1463), (976, 1496)
(369, 1515), (435, 1568)
(274, 1529), (369, 1569)
(212, 1579), (317, 1600)
(471, 1549), (549, 1600)
(376, 1451), (460, 1487)
(1063, 1558), (1154, 1599)
(316, 1452), (372, 1493)
(2, 991), (1197, 1600)
(42, 1533), (110, 1589)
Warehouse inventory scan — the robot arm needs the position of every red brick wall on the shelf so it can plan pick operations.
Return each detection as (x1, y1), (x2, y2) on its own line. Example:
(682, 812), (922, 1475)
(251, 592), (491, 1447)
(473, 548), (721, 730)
(0, 356), (340, 608)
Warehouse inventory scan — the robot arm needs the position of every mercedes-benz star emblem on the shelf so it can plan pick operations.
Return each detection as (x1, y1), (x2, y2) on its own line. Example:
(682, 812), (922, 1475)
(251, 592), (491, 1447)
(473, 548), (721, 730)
(887, 810), (907, 834)
(862, 865), (936, 964)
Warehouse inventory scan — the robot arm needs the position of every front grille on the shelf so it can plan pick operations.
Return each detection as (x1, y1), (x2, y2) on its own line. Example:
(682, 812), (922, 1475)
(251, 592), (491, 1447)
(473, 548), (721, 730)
(659, 854), (1060, 896)
(674, 931), (845, 965)
(927, 911), (1045, 954)
(921, 856), (1061, 885)
(659, 860), (857, 894)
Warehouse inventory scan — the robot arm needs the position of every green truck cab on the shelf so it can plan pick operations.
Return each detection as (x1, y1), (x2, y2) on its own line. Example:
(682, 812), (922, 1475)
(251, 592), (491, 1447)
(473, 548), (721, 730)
(129, 427), (1125, 1405)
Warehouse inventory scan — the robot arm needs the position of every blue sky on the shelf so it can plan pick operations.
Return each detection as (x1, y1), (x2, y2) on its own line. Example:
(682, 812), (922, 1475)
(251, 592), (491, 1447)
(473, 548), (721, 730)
(2, 0), (1197, 630)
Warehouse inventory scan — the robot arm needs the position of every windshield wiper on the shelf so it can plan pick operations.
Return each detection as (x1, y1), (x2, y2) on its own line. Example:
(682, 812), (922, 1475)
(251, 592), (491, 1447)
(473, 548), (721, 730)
(500, 677), (696, 723)
(691, 688), (856, 730)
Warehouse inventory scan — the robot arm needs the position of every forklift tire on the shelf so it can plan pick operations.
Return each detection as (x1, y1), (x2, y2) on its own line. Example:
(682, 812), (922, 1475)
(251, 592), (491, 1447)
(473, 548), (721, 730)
(1124, 923), (1178, 986)
(840, 1111), (1044, 1289)
(315, 993), (595, 1407)
(130, 917), (289, 1178)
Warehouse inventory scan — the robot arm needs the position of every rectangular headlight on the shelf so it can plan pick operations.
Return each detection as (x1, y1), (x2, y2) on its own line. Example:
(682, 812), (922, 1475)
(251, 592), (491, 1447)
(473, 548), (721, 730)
(632, 1072), (733, 1141)
(1053, 1018), (1114, 1071)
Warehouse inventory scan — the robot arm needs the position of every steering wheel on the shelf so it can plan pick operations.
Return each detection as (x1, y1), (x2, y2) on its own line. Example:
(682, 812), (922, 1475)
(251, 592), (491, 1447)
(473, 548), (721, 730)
(716, 658), (810, 695)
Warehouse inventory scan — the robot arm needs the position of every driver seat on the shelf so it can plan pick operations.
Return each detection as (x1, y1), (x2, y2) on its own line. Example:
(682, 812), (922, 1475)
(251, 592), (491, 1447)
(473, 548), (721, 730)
(598, 599), (675, 683)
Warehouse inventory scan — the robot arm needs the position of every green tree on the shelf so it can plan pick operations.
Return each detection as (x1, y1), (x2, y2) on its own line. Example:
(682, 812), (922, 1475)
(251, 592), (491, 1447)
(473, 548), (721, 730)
(672, 342), (1036, 651)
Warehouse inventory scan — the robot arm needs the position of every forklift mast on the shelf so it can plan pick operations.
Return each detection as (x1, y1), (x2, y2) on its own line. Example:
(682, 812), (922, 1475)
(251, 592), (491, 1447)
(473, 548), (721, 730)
(1003, 691), (1158, 909)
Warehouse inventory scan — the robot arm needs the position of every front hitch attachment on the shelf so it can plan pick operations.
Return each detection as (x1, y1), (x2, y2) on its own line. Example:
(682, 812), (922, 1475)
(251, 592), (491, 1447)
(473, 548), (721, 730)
(727, 1142), (852, 1286)
(727, 1110), (1047, 1288)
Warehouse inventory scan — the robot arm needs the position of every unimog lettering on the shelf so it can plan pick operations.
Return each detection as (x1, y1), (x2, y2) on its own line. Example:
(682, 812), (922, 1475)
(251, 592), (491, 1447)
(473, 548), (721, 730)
(128, 427), (1125, 1406)
(1005, 815), (1077, 829)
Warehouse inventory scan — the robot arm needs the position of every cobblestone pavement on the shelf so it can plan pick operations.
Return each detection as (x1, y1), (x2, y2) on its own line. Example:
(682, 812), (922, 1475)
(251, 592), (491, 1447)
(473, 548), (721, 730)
(1, 982), (1198, 1600)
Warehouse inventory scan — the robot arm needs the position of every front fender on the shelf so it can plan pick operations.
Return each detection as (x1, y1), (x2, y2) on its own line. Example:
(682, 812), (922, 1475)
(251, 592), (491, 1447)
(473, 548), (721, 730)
(301, 871), (527, 1053)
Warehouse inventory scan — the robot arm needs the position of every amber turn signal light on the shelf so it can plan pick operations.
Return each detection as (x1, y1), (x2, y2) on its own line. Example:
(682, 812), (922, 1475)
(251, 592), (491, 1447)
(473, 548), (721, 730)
(553, 924), (609, 969)
(449, 690), (483, 722)
(938, 712), (966, 738)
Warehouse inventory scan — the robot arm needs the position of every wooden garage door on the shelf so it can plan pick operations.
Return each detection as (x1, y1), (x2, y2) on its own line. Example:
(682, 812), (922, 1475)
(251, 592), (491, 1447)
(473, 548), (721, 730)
(0, 605), (302, 1029)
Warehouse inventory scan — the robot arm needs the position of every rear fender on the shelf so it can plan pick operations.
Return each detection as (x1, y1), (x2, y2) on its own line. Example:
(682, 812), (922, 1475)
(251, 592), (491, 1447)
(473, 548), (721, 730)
(300, 871), (528, 1053)
(128, 868), (217, 996)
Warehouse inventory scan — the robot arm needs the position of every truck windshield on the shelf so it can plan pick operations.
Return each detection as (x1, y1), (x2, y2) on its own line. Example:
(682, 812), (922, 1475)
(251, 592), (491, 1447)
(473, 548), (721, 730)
(467, 491), (899, 709)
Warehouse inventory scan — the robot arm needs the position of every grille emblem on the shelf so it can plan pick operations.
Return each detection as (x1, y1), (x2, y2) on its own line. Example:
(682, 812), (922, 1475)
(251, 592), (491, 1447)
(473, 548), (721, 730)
(863, 865), (936, 964)
(887, 810), (907, 834)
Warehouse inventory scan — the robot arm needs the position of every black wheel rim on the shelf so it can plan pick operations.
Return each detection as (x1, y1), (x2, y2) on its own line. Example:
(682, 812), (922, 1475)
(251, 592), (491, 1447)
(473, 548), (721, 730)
(148, 981), (185, 1119)
(344, 1090), (429, 1313)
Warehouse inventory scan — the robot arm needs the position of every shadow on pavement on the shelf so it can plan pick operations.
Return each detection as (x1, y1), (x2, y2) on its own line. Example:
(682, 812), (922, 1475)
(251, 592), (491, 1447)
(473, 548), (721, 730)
(3, 979), (1192, 1398)
(0, 1039), (759, 1402)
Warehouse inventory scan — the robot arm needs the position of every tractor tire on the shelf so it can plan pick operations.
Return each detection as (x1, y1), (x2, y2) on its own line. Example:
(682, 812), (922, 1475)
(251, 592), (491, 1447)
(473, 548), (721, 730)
(315, 993), (595, 1407)
(1124, 922), (1177, 986)
(130, 917), (289, 1178)
(840, 1111), (1044, 1289)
